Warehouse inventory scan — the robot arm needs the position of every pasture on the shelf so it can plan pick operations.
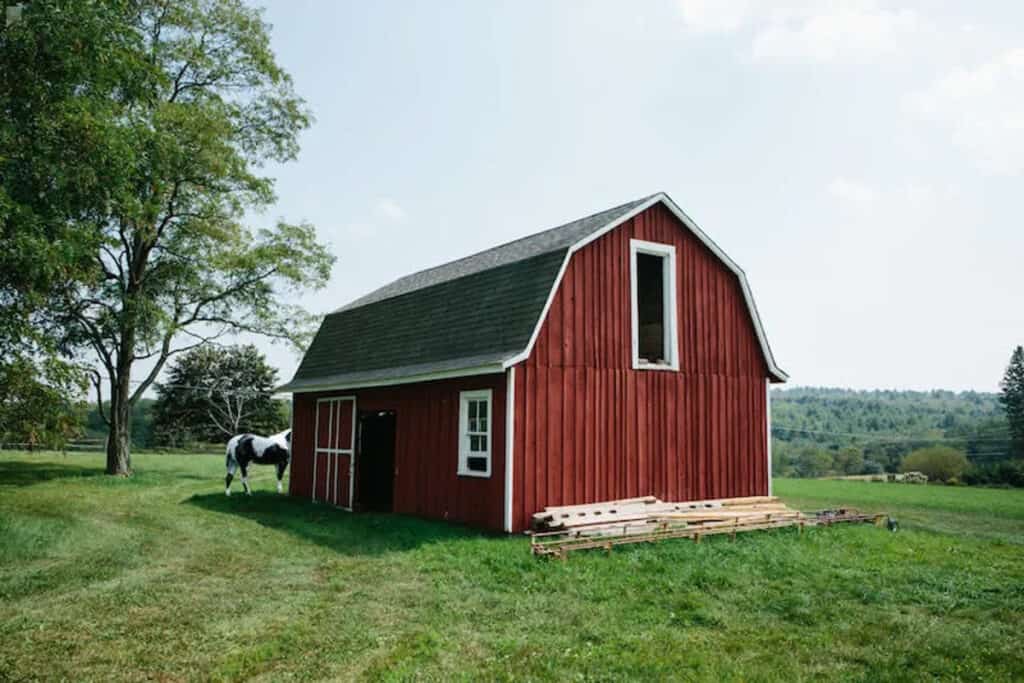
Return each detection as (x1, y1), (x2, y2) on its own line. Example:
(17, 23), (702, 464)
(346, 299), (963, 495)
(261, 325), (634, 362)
(2, 451), (1023, 681)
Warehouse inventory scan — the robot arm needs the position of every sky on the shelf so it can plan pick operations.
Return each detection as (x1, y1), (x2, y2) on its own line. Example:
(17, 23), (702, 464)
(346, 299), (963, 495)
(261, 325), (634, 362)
(239, 0), (1023, 392)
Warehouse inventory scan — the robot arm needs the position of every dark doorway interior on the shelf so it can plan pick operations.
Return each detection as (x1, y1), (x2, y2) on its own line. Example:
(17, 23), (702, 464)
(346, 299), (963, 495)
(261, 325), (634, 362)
(357, 410), (396, 512)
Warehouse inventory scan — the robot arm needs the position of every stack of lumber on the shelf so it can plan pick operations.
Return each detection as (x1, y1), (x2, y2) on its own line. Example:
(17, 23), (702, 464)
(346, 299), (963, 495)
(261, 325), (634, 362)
(530, 496), (884, 559)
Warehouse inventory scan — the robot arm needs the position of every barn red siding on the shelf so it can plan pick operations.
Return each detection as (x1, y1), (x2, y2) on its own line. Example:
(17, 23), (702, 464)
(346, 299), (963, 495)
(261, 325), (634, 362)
(290, 373), (506, 530)
(510, 203), (770, 532)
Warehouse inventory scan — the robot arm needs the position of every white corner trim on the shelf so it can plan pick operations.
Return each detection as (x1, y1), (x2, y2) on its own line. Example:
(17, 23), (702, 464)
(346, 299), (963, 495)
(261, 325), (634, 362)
(766, 379), (773, 496)
(504, 366), (515, 532)
(629, 239), (680, 372)
(502, 193), (788, 382)
(457, 388), (493, 478)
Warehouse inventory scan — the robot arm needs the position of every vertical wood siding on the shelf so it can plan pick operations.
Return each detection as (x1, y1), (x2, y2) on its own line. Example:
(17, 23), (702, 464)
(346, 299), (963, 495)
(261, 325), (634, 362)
(511, 202), (770, 531)
(290, 373), (506, 530)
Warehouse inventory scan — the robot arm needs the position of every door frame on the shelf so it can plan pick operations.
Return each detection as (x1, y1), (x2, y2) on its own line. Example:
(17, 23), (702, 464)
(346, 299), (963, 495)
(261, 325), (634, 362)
(313, 395), (357, 510)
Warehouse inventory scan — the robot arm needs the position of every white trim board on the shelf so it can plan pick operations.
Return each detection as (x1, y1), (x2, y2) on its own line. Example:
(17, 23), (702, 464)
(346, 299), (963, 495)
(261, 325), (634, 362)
(283, 364), (504, 395)
(504, 366), (515, 532)
(502, 193), (787, 382)
(766, 379), (773, 497)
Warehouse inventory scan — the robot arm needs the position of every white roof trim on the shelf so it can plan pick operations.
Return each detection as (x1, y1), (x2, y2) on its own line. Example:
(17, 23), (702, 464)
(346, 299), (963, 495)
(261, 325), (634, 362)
(502, 193), (788, 382)
(279, 363), (505, 394)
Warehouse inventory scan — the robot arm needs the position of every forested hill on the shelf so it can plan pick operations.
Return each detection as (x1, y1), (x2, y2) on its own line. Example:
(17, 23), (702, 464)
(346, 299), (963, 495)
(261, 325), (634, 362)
(772, 387), (1003, 437)
(770, 387), (1012, 472)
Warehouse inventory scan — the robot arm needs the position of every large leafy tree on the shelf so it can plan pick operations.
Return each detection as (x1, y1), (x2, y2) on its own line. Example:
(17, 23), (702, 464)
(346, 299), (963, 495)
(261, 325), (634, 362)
(0, 357), (87, 450)
(0, 1), (333, 475)
(151, 344), (286, 445)
(1000, 346), (1024, 457)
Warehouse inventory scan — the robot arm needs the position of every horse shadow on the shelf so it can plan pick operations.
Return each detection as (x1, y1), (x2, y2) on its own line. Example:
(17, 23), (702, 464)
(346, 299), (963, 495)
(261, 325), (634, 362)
(184, 492), (488, 557)
(0, 458), (107, 488)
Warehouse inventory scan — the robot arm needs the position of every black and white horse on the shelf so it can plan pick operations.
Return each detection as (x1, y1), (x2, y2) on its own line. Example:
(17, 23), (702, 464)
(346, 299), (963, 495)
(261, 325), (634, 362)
(225, 429), (291, 496)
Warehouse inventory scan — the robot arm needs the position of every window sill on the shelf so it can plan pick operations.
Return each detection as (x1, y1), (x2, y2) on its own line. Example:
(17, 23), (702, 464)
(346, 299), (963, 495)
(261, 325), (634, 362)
(457, 469), (491, 479)
(632, 360), (679, 372)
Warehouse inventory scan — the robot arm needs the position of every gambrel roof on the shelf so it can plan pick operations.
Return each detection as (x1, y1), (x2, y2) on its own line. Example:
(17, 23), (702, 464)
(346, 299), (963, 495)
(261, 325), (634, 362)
(279, 193), (787, 392)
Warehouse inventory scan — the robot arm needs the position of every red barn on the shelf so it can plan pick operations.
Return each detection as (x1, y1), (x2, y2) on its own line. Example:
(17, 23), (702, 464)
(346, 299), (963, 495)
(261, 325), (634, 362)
(279, 193), (787, 532)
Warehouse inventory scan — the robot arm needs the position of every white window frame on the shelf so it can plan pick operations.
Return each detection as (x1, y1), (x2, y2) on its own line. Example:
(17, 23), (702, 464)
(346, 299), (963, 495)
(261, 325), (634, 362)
(458, 389), (493, 478)
(629, 239), (680, 371)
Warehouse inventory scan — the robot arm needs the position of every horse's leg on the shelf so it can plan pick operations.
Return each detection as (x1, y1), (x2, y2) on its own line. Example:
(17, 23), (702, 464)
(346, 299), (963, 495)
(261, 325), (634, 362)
(275, 460), (287, 494)
(225, 453), (237, 496)
(240, 461), (251, 495)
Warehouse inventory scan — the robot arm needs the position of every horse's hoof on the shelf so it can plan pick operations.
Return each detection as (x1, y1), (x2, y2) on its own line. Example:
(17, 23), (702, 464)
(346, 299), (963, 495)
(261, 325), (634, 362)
(225, 489), (231, 497)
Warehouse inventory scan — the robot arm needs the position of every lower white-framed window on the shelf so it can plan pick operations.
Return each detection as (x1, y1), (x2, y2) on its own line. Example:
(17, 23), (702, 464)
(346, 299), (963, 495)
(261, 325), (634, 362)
(630, 238), (680, 371)
(458, 389), (492, 477)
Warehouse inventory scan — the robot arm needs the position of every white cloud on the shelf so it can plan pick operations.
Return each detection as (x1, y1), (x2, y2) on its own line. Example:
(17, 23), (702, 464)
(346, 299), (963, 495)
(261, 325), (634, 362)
(751, 6), (921, 64)
(375, 198), (407, 221)
(677, 1), (926, 64)
(677, 0), (756, 33)
(905, 48), (1024, 174)
(827, 177), (878, 205)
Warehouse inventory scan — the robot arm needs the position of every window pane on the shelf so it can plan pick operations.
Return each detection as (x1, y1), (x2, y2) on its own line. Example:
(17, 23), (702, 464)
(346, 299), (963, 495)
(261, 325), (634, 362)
(637, 252), (666, 362)
(469, 418), (478, 433)
(468, 401), (477, 419)
(479, 417), (487, 432)
(467, 456), (487, 472)
(479, 401), (487, 419)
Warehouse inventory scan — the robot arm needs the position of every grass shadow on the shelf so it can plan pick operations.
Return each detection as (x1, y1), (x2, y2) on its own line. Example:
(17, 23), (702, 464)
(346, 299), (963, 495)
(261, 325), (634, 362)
(185, 492), (488, 557)
(0, 459), (107, 488)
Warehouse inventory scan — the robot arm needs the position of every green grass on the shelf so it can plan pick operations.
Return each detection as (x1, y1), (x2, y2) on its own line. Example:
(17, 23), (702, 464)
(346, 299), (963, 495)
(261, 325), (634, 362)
(1, 453), (1023, 682)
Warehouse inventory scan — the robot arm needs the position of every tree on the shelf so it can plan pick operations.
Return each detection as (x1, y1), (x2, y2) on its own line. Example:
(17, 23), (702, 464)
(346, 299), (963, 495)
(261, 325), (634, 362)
(151, 345), (286, 445)
(1, 2), (333, 474)
(833, 446), (865, 475)
(794, 446), (833, 478)
(0, 357), (86, 450)
(1000, 346), (1024, 457)
(900, 446), (968, 482)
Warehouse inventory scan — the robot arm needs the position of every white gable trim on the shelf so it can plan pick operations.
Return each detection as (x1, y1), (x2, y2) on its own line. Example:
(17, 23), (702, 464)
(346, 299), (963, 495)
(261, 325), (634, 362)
(501, 193), (788, 382)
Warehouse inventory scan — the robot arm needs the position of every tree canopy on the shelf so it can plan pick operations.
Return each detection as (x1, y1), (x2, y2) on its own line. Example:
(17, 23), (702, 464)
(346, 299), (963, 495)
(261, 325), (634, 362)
(151, 344), (287, 446)
(1000, 346), (1024, 457)
(0, 1), (333, 474)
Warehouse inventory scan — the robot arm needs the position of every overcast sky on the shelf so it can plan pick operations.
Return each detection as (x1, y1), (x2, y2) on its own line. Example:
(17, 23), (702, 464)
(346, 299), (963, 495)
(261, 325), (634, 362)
(243, 0), (1022, 392)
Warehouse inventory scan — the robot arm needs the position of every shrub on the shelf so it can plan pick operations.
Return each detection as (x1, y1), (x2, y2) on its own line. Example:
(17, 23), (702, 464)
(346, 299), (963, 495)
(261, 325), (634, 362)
(900, 446), (968, 483)
(964, 460), (1024, 487)
(945, 477), (959, 486)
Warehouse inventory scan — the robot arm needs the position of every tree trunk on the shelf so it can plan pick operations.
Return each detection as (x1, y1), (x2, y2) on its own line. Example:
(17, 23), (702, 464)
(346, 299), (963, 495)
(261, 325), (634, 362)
(105, 372), (133, 476)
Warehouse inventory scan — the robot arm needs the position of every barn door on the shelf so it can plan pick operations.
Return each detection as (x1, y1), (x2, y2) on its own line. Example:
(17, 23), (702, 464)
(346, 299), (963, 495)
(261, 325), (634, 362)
(313, 397), (356, 510)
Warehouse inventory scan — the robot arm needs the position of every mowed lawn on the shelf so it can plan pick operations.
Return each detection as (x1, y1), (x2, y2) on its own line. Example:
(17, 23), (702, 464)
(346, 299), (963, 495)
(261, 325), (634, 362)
(2, 453), (1023, 682)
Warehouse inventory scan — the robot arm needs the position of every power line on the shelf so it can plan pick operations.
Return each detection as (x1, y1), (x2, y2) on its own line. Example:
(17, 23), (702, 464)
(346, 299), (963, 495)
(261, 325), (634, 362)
(772, 425), (1013, 444)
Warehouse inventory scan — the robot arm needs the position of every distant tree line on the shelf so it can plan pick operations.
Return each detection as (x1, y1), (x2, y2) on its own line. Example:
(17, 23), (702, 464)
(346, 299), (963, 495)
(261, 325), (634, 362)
(773, 348), (1024, 486)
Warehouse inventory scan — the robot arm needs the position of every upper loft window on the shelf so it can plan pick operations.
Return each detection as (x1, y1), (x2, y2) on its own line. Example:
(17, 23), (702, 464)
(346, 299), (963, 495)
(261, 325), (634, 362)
(630, 239), (679, 371)
(457, 389), (492, 477)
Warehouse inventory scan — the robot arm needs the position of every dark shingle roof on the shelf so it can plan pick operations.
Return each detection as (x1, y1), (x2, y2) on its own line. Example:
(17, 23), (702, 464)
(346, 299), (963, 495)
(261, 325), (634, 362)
(280, 192), (788, 391)
(336, 195), (653, 312)
(280, 196), (654, 391)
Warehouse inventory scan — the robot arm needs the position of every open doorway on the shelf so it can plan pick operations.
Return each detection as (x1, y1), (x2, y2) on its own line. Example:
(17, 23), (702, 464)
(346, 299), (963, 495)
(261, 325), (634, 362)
(357, 410), (396, 512)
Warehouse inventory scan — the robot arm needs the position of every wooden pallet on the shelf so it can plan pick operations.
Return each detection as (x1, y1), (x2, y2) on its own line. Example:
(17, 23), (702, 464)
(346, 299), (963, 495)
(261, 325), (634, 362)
(529, 496), (886, 559)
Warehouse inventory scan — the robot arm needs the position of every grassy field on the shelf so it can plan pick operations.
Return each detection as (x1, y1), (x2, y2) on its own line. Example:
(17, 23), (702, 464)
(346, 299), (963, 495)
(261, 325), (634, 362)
(2, 452), (1023, 682)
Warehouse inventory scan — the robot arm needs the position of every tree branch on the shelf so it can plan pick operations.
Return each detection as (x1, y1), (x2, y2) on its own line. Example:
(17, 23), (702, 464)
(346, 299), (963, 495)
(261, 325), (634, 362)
(89, 369), (110, 428)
